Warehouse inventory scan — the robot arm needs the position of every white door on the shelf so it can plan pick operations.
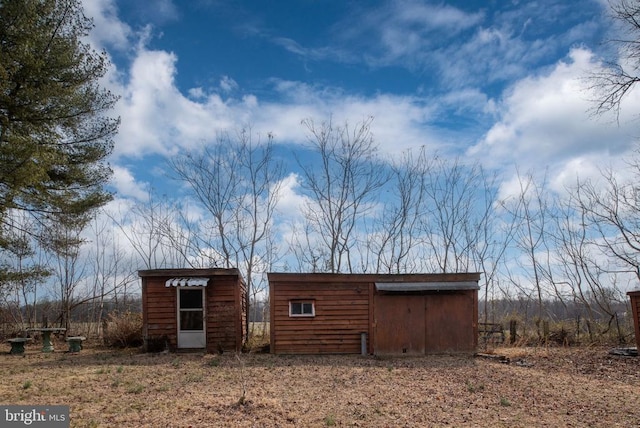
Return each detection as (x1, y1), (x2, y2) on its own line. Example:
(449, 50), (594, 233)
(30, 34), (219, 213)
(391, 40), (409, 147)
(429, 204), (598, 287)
(177, 287), (206, 349)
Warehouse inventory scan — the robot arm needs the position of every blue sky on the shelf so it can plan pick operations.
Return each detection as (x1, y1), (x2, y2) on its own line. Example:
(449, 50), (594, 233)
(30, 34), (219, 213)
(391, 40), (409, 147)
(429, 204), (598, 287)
(80, 0), (639, 214)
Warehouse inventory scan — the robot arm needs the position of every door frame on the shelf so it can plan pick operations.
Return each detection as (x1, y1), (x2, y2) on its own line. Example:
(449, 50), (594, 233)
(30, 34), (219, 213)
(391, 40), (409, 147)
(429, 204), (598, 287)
(177, 287), (206, 349)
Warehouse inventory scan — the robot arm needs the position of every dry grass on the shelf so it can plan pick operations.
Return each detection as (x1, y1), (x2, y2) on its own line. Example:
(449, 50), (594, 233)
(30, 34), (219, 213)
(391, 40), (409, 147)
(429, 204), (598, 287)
(1, 342), (639, 427)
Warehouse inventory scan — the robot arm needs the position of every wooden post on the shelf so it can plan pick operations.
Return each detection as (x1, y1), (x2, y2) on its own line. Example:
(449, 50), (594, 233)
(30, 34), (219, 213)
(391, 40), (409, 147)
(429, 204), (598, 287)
(509, 320), (517, 345)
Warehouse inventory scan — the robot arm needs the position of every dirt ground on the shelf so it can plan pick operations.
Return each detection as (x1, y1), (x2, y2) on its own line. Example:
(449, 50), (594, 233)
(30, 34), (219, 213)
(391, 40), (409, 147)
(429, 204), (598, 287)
(1, 343), (639, 427)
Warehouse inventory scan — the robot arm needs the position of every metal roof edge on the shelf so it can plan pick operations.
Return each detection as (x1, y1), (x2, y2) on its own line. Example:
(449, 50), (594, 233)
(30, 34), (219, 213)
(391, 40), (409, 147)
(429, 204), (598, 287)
(375, 281), (480, 291)
(138, 268), (241, 278)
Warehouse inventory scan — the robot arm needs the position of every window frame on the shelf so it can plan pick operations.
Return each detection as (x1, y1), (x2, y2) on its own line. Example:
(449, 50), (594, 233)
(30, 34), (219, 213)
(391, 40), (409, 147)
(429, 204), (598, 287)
(289, 300), (315, 317)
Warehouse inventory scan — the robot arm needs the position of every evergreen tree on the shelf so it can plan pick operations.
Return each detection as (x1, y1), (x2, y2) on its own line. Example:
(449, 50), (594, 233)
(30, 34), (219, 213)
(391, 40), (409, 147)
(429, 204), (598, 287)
(0, 0), (118, 217)
(0, 0), (118, 285)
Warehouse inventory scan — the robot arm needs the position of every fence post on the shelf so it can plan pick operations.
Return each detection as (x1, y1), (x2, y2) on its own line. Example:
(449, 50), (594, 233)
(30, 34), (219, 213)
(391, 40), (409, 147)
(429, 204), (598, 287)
(509, 320), (517, 344)
(543, 320), (549, 344)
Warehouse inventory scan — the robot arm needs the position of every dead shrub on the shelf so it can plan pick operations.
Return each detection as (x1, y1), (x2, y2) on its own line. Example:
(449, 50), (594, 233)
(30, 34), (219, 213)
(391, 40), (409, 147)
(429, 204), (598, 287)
(103, 311), (143, 348)
(548, 323), (575, 346)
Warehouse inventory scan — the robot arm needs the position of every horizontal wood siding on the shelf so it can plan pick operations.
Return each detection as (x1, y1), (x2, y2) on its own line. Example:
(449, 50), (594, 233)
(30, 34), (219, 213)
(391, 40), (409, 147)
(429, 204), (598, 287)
(140, 269), (246, 353)
(143, 278), (178, 350)
(272, 282), (370, 354)
(269, 272), (481, 355)
(628, 291), (640, 350)
(206, 276), (240, 353)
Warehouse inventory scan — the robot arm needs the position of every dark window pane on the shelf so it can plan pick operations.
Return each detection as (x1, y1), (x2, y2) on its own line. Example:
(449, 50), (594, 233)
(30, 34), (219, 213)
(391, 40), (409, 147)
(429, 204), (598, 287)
(291, 302), (302, 314)
(180, 311), (203, 330)
(180, 289), (203, 309)
(302, 303), (313, 314)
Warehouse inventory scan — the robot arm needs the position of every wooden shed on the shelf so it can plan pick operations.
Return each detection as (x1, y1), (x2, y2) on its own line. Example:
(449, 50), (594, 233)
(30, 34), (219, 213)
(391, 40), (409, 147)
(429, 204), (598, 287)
(139, 268), (246, 353)
(628, 290), (640, 350)
(268, 272), (480, 355)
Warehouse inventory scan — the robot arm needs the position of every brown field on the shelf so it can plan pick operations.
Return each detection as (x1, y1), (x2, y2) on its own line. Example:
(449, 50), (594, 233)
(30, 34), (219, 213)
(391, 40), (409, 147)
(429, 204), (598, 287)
(1, 342), (639, 427)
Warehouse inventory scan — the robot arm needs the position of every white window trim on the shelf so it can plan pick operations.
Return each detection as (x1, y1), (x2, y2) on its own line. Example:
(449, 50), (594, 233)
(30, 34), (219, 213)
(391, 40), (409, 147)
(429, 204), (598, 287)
(289, 300), (315, 317)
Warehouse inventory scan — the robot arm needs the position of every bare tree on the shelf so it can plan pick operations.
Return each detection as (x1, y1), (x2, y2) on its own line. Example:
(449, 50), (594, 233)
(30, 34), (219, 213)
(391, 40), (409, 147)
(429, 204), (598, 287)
(286, 221), (331, 273)
(468, 170), (516, 326)
(169, 129), (283, 340)
(87, 212), (138, 336)
(589, 0), (640, 119)
(295, 117), (389, 273)
(42, 211), (91, 331)
(500, 171), (554, 339)
(550, 191), (629, 341)
(367, 147), (426, 273)
(111, 192), (187, 270)
(576, 165), (640, 281)
(419, 157), (497, 273)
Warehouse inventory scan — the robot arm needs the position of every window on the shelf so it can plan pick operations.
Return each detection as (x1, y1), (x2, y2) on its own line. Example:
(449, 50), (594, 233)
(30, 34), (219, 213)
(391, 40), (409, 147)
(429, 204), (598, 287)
(289, 300), (315, 317)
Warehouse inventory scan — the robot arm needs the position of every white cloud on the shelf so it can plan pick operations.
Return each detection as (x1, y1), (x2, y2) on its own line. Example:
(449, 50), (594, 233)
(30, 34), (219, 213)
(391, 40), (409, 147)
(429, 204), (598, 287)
(469, 48), (638, 176)
(247, 81), (448, 156)
(274, 173), (307, 222)
(82, 0), (132, 51)
(110, 166), (149, 201)
(148, 0), (179, 24)
(113, 48), (242, 158)
(337, 1), (483, 69)
(219, 76), (239, 93)
(88, 0), (633, 216)
(188, 87), (206, 99)
(108, 41), (453, 160)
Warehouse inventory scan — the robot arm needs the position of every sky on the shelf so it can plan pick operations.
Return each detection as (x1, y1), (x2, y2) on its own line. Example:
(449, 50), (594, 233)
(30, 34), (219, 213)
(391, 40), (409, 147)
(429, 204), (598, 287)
(81, 0), (640, 224)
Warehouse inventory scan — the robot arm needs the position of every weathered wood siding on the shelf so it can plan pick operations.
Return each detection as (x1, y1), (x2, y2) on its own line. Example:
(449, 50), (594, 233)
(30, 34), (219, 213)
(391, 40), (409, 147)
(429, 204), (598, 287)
(373, 291), (477, 355)
(140, 268), (246, 353)
(628, 291), (640, 350)
(374, 294), (426, 355)
(205, 275), (246, 353)
(424, 291), (477, 353)
(269, 272), (481, 355)
(143, 277), (178, 350)
(270, 280), (370, 354)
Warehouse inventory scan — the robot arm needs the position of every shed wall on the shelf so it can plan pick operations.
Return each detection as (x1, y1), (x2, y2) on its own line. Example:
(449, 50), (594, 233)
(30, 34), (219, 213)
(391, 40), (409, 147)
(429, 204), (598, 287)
(141, 270), (246, 353)
(269, 272), (481, 355)
(628, 291), (640, 350)
(271, 281), (370, 354)
(143, 277), (178, 349)
(206, 275), (246, 353)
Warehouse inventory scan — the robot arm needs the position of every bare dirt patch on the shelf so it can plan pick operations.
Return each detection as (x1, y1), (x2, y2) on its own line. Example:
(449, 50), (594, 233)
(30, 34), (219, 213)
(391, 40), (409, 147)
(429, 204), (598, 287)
(1, 344), (639, 427)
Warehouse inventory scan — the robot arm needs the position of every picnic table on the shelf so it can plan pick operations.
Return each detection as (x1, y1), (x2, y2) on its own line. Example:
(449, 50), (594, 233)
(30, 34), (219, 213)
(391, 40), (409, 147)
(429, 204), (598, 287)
(65, 336), (86, 353)
(7, 337), (32, 355)
(27, 327), (66, 353)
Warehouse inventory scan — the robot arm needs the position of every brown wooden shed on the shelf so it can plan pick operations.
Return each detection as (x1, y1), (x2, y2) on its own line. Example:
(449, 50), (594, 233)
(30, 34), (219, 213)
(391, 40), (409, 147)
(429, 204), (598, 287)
(628, 290), (640, 350)
(268, 272), (481, 355)
(139, 268), (246, 353)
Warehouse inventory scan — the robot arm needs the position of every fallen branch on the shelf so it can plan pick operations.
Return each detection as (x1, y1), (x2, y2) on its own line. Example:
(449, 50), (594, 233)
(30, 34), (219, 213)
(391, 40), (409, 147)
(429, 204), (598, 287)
(474, 352), (510, 364)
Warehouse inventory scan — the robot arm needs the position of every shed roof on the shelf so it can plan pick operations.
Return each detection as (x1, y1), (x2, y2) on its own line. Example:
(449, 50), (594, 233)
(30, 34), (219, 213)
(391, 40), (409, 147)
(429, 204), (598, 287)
(268, 272), (481, 283)
(138, 268), (241, 278)
(375, 281), (479, 292)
